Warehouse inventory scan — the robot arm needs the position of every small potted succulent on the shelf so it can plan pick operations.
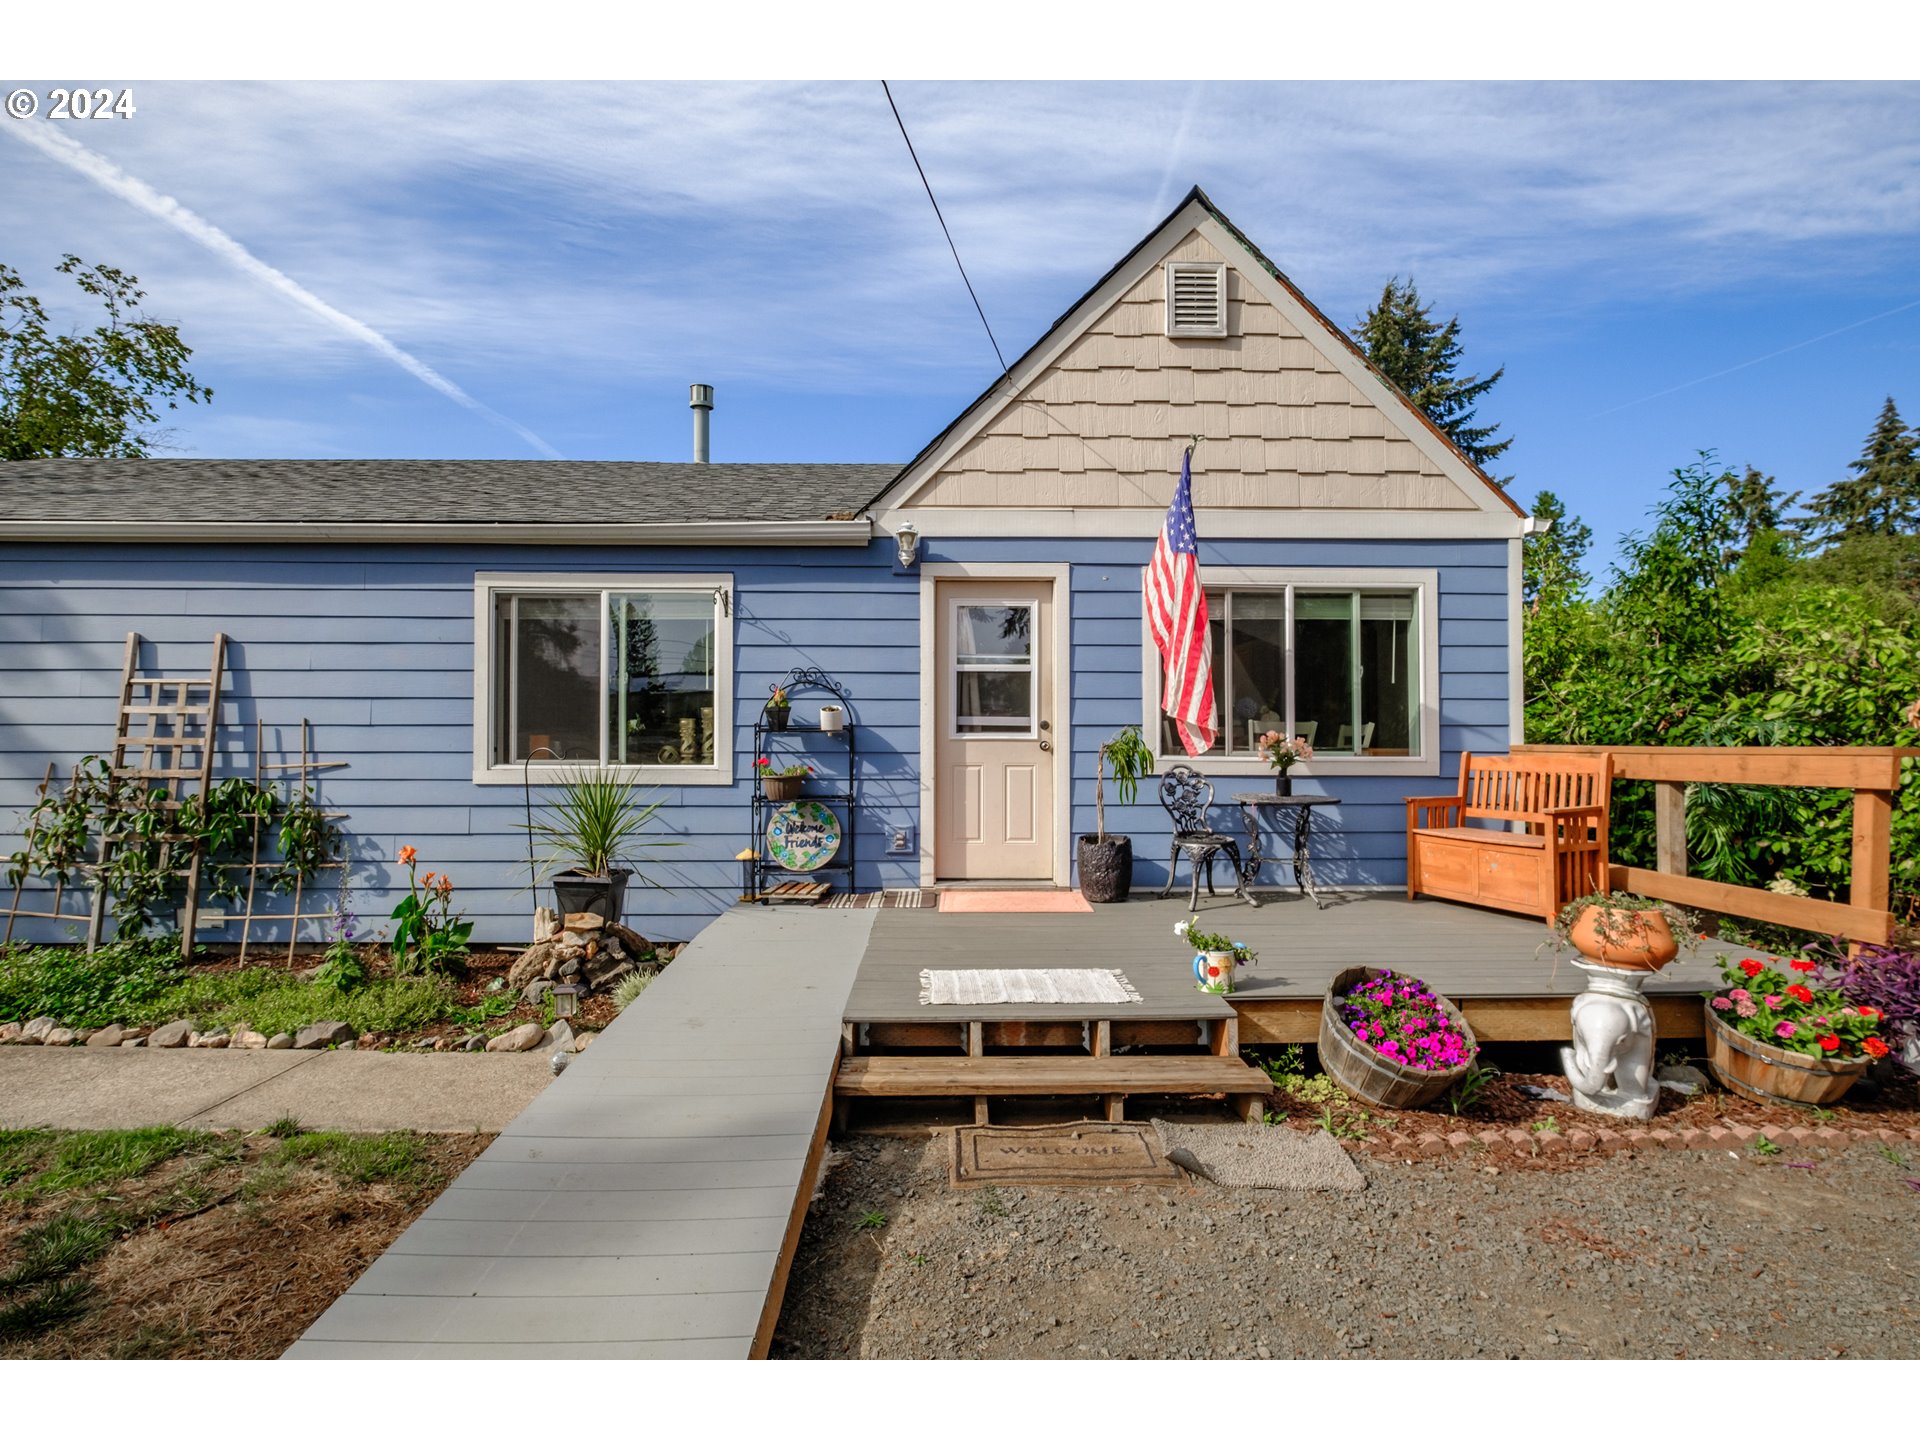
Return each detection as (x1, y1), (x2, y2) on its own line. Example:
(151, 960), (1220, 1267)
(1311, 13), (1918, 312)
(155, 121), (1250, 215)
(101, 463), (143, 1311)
(1078, 725), (1155, 903)
(1254, 730), (1313, 795)
(1703, 954), (1890, 1106)
(755, 757), (812, 803)
(1175, 917), (1256, 994)
(764, 686), (792, 731)
(1320, 966), (1477, 1109)
(1550, 891), (1702, 972)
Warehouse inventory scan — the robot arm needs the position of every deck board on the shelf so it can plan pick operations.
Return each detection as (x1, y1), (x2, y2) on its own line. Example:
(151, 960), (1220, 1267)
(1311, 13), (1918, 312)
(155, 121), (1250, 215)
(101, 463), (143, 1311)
(284, 906), (872, 1361)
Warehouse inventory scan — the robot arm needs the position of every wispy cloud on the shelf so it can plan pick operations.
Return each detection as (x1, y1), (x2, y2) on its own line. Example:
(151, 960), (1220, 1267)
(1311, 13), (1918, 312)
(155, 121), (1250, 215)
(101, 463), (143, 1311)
(2, 118), (562, 458)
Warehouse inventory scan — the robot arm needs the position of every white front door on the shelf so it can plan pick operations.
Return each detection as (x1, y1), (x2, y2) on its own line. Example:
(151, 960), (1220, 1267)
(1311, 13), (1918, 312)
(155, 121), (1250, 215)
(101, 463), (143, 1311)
(934, 580), (1056, 880)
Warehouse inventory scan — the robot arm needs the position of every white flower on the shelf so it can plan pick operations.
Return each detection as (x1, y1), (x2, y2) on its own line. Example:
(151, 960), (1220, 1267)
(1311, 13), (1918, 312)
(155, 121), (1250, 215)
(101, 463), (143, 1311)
(1174, 920), (1189, 935)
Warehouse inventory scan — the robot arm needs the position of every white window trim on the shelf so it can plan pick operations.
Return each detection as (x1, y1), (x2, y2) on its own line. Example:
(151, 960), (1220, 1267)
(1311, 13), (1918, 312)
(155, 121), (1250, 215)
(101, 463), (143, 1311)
(1139, 566), (1442, 779)
(472, 570), (735, 788)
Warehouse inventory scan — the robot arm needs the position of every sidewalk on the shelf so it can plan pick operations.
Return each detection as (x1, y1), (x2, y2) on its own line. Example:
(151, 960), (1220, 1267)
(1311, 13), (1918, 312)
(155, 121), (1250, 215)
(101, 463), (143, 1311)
(0, 1048), (554, 1133)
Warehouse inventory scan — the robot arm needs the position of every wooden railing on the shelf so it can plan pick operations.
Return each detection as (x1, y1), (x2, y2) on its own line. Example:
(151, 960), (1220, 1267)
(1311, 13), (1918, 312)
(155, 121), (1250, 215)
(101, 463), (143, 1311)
(1511, 746), (1916, 946)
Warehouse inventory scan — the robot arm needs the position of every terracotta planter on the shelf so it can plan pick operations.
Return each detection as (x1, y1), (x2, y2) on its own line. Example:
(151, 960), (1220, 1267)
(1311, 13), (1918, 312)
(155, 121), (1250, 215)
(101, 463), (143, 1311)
(1077, 835), (1133, 903)
(1319, 965), (1477, 1109)
(761, 774), (804, 803)
(1568, 905), (1679, 972)
(1704, 1007), (1869, 1107)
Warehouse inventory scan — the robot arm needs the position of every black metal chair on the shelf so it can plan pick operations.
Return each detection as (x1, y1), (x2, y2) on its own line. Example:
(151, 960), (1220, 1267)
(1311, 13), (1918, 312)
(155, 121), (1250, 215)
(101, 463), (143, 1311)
(1157, 764), (1245, 911)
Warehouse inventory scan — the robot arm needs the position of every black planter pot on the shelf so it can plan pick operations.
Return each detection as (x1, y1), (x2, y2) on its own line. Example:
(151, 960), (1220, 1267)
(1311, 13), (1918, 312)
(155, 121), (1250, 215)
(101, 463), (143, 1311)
(1077, 835), (1133, 903)
(551, 868), (632, 925)
(766, 708), (790, 731)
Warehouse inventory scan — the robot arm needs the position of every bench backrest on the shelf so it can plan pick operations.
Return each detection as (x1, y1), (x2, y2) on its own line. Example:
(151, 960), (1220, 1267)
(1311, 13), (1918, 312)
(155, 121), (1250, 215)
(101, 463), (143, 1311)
(1455, 750), (1611, 823)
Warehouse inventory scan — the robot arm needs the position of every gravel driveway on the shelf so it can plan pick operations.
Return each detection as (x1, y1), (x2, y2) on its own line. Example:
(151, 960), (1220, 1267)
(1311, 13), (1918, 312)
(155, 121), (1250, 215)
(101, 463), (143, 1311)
(773, 1130), (1920, 1359)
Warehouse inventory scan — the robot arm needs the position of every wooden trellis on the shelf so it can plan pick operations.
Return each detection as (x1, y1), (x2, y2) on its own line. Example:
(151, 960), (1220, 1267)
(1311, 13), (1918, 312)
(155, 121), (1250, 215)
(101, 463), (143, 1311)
(3, 763), (90, 943)
(235, 717), (349, 964)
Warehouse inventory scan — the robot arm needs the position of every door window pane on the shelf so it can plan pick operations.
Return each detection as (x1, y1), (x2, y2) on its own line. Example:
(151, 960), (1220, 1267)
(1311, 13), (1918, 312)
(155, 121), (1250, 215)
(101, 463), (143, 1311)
(1294, 592), (1355, 752)
(610, 592), (717, 766)
(955, 603), (1035, 735)
(497, 593), (599, 765)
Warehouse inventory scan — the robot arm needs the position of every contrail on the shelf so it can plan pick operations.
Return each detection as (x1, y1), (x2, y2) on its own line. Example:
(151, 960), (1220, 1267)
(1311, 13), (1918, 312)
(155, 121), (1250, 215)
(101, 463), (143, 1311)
(4, 121), (563, 459)
(1592, 297), (1920, 419)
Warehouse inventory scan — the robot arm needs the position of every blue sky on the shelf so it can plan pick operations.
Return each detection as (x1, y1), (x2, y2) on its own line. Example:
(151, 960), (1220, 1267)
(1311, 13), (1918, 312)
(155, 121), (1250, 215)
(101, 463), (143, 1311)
(3, 76), (1917, 573)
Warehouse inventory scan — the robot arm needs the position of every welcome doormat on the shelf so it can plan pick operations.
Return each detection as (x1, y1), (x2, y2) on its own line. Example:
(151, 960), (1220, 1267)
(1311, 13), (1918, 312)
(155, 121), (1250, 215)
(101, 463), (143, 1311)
(949, 1121), (1181, 1187)
(937, 890), (1093, 914)
(919, 968), (1143, 1006)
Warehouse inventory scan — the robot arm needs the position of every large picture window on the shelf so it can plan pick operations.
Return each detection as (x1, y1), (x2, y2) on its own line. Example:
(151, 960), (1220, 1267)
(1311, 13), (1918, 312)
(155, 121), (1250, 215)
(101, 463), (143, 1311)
(1144, 569), (1438, 776)
(474, 573), (733, 784)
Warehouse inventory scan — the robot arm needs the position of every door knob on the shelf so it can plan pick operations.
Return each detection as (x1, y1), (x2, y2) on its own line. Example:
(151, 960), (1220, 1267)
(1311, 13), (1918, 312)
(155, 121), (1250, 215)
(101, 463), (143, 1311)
(1038, 740), (1053, 752)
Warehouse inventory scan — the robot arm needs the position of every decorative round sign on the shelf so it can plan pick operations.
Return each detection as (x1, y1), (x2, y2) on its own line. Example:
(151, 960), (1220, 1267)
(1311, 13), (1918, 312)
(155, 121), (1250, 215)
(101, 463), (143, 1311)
(765, 799), (842, 872)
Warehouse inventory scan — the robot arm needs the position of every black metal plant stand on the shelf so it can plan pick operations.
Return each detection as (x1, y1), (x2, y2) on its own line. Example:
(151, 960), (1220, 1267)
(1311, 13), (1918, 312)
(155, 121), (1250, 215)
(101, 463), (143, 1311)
(748, 667), (858, 903)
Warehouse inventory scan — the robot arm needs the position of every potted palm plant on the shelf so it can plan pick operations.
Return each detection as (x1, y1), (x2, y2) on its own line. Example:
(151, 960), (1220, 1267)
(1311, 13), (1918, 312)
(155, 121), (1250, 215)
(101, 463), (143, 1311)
(1077, 725), (1155, 903)
(521, 768), (671, 925)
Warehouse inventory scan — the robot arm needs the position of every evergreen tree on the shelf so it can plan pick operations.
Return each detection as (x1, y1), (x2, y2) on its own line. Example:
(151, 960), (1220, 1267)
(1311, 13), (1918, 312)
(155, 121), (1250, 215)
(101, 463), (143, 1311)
(1800, 397), (1920, 545)
(1351, 277), (1512, 476)
(1522, 489), (1592, 607)
(1723, 465), (1799, 557)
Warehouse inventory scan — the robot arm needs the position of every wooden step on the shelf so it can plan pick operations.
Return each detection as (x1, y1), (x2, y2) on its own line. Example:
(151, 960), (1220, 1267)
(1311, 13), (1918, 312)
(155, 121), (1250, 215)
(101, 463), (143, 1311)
(834, 1053), (1272, 1126)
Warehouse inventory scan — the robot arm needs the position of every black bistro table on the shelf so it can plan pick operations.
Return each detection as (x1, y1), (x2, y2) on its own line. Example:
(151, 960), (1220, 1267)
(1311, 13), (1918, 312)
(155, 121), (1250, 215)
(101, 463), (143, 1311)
(1231, 793), (1342, 908)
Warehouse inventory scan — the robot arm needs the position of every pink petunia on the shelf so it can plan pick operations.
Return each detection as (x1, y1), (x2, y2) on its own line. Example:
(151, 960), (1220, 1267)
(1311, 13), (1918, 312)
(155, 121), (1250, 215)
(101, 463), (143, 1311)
(1729, 988), (1750, 1002)
(1774, 1021), (1797, 1039)
(1735, 999), (1759, 1018)
(1764, 995), (1783, 1009)
(1710, 996), (1733, 1011)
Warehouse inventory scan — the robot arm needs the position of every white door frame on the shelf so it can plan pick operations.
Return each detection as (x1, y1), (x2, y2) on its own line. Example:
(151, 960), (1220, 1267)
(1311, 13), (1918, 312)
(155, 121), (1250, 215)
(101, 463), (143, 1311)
(919, 561), (1073, 887)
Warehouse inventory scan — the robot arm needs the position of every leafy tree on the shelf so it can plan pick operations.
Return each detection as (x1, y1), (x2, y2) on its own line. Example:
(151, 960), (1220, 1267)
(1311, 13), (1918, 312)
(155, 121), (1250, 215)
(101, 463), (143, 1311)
(1351, 277), (1512, 475)
(0, 255), (212, 460)
(1522, 489), (1591, 607)
(1799, 396), (1920, 546)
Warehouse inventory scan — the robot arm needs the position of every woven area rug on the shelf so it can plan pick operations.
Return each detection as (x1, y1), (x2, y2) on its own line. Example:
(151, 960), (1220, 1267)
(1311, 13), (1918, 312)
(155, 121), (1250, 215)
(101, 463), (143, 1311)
(821, 890), (932, 910)
(919, 968), (1143, 1006)
(937, 890), (1093, 914)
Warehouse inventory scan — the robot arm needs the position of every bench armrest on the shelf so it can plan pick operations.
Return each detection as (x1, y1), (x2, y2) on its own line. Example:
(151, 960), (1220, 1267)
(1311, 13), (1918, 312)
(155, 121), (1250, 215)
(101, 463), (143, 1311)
(1405, 795), (1463, 828)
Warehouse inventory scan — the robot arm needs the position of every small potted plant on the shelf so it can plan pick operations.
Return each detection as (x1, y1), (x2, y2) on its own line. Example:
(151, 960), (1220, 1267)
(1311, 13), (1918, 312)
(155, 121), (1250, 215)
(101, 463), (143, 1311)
(1175, 917), (1256, 994)
(1320, 966), (1477, 1109)
(755, 757), (812, 803)
(1078, 725), (1155, 903)
(1550, 891), (1702, 972)
(1703, 954), (1889, 1106)
(521, 768), (669, 925)
(764, 686), (792, 731)
(1254, 730), (1313, 795)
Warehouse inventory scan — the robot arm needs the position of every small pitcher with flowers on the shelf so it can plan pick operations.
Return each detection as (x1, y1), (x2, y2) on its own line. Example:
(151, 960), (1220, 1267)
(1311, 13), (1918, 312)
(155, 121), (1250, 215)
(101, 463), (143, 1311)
(1176, 918), (1257, 995)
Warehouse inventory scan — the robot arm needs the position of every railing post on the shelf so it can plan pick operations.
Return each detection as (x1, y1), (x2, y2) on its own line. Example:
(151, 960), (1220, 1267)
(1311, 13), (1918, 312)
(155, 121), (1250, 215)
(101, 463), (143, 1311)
(1654, 780), (1687, 878)
(1852, 788), (1893, 956)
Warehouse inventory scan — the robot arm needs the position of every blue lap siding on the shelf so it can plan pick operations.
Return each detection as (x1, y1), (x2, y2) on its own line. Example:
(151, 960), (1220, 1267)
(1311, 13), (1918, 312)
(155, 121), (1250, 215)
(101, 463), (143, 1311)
(0, 536), (1508, 943)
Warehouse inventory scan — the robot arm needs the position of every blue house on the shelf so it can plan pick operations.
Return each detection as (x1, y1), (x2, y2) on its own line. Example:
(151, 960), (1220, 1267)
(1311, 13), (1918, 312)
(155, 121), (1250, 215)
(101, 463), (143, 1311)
(0, 189), (1531, 943)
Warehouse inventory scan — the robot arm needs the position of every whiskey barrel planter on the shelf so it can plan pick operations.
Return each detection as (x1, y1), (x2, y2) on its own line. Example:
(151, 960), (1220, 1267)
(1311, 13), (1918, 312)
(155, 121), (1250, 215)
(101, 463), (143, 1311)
(1319, 965), (1477, 1109)
(1703, 1007), (1870, 1107)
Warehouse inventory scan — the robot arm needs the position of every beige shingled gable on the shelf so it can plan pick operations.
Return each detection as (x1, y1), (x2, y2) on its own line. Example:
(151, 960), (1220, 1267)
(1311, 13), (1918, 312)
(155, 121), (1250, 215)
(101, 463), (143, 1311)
(893, 223), (1495, 516)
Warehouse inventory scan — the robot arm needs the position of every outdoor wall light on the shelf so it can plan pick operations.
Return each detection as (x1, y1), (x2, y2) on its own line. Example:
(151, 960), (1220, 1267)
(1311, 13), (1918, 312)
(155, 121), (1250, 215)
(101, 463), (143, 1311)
(893, 523), (920, 572)
(551, 983), (583, 1021)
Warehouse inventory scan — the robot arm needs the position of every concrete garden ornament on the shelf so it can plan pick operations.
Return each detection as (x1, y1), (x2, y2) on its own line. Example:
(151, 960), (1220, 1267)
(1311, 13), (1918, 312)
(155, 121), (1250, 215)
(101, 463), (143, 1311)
(1561, 961), (1660, 1119)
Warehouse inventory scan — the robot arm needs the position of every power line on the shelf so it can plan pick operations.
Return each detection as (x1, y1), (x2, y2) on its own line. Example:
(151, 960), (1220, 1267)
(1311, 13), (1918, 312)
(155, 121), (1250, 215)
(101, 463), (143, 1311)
(881, 81), (1014, 386)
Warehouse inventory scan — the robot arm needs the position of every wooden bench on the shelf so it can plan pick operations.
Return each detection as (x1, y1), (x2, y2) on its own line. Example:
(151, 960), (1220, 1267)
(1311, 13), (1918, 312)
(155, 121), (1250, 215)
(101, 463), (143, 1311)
(1405, 750), (1611, 924)
(833, 1054), (1274, 1126)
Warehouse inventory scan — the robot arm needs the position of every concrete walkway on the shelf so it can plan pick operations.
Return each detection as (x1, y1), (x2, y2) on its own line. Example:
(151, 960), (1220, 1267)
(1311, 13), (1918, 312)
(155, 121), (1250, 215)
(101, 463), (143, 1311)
(0, 1048), (554, 1133)
(285, 906), (874, 1361)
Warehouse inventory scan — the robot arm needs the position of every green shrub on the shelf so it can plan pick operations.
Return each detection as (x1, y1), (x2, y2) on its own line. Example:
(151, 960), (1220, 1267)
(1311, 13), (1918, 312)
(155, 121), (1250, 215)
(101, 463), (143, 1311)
(0, 940), (182, 1027)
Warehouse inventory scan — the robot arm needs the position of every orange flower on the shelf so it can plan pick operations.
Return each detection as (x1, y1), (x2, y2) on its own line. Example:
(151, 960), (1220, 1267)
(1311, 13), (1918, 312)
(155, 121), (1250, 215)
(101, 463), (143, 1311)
(1863, 1036), (1890, 1059)
(397, 845), (417, 866)
(421, 871), (437, 889)
(437, 875), (454, 896)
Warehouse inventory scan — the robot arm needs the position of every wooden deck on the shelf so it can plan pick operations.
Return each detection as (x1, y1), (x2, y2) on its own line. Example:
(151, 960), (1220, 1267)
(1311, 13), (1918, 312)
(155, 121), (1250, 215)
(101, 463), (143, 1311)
(284, 907), (873, 1361)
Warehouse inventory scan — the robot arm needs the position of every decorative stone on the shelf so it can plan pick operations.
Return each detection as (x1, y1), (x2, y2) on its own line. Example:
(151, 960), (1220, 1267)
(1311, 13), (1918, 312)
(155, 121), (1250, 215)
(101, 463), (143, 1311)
(45, 1027), (78, 1046)
(557, 958), (580, 980)
(149, 1019), (193, 1049)
(85, 1024), (127, 1048)
(533, 905), (559, 942)
(506, 941), (556, 989)
(543, 1019), (575, 1053)
(188, 1029), (229, 1048)
(0, 1022), (22, 1044)
(1655, 1063), (1710, 1096)
(574, 1031), (595, 1052)
(73, 1028), (96, 1044)
(1561, 960), (1659, 1120)
(233, 1030), (269, 1050)
(486, 1022), (545, 1052)
(21, 1016), (57, 1044)
(293, 1020), (356, 1050)
(562, 911), (605, 934)
(121, 1037), (145, 1048)
(523, 978), (554, 1007)
(461, 1033), (486, 1052)
(266, 1032), (293, 1049)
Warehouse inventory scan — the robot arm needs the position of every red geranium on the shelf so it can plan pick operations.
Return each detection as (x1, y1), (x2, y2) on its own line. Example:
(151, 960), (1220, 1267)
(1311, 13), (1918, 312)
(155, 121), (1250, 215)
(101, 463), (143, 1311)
(1787, 983), (1815, 1003)
(1859, 1006), (1881, 1020)
(1739, 958), (1765, 978)
(1789, 958), (1818, 973)
(1818, 1033), (1841, 1052)
(1864, 1036), (1890, 1059)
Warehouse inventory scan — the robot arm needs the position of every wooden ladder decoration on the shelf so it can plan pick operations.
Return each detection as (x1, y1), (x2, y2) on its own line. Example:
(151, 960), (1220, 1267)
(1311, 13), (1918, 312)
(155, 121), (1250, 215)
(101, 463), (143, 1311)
(236, 717), (350, 965)
(86, 632), (228, 958)
(3, 763), (87, 944)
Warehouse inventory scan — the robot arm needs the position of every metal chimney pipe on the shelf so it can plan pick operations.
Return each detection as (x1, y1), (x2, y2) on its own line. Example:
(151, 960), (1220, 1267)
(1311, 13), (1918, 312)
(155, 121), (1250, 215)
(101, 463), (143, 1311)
(689, 383), (714, 463)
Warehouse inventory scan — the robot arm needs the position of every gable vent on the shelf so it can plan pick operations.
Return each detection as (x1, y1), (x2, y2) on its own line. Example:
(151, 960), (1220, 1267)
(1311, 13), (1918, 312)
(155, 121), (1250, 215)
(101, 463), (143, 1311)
(1165, 261), (1227, 338)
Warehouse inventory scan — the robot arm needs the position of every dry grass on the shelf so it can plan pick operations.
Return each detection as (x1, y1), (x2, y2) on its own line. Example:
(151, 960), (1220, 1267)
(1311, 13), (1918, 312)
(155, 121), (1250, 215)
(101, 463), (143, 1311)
(0, 1127), (486, 1359)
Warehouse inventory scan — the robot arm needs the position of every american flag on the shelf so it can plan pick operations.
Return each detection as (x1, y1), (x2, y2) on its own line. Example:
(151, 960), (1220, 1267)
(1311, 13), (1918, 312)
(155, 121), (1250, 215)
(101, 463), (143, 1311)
(1144, 448), (1216, 755)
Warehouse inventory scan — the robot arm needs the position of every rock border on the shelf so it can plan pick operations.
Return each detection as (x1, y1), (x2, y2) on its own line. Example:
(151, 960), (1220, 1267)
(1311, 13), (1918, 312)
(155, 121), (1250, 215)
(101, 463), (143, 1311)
(1347, 1120), (1920, 1162)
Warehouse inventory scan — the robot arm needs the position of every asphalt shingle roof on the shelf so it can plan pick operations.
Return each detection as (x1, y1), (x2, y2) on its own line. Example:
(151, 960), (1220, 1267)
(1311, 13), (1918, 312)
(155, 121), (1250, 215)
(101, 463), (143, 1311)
(0, 459), (901, 526)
